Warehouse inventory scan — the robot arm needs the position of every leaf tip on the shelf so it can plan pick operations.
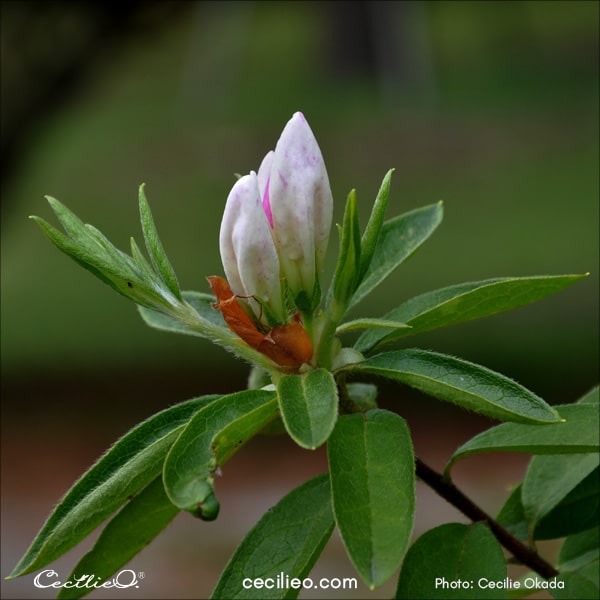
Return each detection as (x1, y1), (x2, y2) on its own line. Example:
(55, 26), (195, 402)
(437, 199), (444, 206)
(45, 195), (63, 211)
(138, 183), (148, 205)
(5, 561), (26, 580)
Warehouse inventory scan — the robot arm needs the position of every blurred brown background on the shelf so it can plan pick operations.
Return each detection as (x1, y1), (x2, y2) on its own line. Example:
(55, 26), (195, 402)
(1, 1), (598, 598)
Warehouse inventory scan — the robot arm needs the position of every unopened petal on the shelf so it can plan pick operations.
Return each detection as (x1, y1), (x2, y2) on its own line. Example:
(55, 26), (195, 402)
(257, 151), (275, 228)
(219, 173), (284, 321)
(268, 112), (333, 296)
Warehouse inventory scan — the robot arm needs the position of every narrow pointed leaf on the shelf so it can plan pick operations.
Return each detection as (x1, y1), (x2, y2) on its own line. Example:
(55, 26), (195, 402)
(130, 236), (159, 282)
(138, 291), (278, 371)
(336, 318), (410, 335)
(395, 523), (506, 599)
(8, 395), (218, 579)
(30, 216), (139, 301)
(359, 169), (393, 280)
(163, 390), (278, 518)
(355, 275), (587, 353)
(328, 410), (415, 588)
(139, 291), (232, 337)
(276, 369), (338, 449)
(38, 197), (140, 282)
(31, 199), (179, 310)
(57, 476), (179, 600)
(211, 474), (334, 600)
(448, 402), (600, 472)
(83, 224), (139, 279)
(138, 184), (182, 300)
(331, 190), (361, 313)
(348, 349), (561, 424)
(350, 202), (443, 309)
(45, 196), (103, 252)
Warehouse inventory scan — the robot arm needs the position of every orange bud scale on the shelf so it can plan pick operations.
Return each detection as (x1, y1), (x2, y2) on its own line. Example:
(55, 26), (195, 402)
(207, 276), (313, 368)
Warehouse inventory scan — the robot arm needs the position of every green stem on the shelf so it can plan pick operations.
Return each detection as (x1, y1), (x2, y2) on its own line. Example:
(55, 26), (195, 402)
(300, 309), (314, 341)
(316, 294), (348, 369)
(336, 374), (364, 414)
(315, 314), (339, 370)
(415, 457), (559, 580)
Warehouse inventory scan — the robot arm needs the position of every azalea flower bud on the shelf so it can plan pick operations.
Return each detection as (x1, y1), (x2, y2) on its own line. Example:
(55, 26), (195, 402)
(219, 112), (332, 324)
(219, 172), (284, 322)
(259, 112), (333, 305)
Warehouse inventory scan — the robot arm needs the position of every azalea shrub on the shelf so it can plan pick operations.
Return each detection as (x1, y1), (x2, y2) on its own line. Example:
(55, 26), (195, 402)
(9, 113), (599, 599)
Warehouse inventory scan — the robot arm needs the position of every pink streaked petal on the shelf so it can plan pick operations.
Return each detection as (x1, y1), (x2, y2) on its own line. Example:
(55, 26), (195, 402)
(266, 112), (333, 295)
(262, 176), (273, 228)
(257, 150), (274, 195)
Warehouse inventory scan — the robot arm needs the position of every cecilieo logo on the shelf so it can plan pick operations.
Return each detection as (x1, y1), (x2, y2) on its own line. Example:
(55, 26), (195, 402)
(33, 569), (142, 590)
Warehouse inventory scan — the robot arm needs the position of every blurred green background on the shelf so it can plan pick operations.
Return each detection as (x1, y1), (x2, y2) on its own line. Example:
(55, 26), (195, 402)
(1, 1), (598, 598)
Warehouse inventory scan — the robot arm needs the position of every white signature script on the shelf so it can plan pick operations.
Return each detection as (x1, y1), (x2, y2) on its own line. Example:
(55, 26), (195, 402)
(34, 569), (140, 589)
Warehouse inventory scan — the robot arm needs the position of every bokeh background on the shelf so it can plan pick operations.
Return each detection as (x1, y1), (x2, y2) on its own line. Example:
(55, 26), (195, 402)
(2, 1), (598, 598)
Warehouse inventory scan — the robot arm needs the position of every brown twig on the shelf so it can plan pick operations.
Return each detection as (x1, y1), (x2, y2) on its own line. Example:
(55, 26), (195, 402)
(415, 456), (559, 579)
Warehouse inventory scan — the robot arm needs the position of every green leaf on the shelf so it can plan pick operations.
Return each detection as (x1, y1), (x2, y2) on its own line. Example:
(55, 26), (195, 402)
(350, 202), (443, 309)
(8, 395), (217, 579)
(211, 474), (334, 600)
(138, 184), (182, 301)
(522, 456), (599, 540)
(359, 169), (393, 280)
(579, 385), (599, 405)
(558, 527), (600, 572)
(448, 402), (600, 471)
(328, 410), (415, 588)
(496, 485), (529, 541)
(83, 224), (139, 279)
(336, 318), (411, 335)
(139, 291), (279, 372)
(534, 470), (599, 540)
(497, 467), (599, 542)
(395, 523), (506, 599)
(355, 275), (587, 354)
(553, 560), (599, 600)
(346, 382), (379, 411)
(44, 196), (126, 264)
(139, 291), (232, 338)
(163, 389), (278, 518)
(30, 213), (142, 302)
(31, 197), (181, 311)
(348, 349), (561, 425)
(130, 236), (159, 282)
(56, 476), (179, 600)
(330, 190), (362, 317)
(276, 369), (338, 449)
